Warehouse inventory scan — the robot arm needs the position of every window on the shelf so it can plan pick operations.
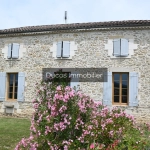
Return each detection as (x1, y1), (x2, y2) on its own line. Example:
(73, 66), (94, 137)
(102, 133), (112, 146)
(103, 72), (138, 106)
(44, 69), (79, 90)
(7, 73), (18, 100)
(113, 39), (129, 57)
(8, 43), (20, 59)
(54, 71), (71, 86)
(57, 41), (70, 58)
(112, 73), (129, 105)
(0, 72), (25, 102)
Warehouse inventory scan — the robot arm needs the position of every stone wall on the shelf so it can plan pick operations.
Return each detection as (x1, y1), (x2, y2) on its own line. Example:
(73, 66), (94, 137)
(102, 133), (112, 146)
(0, 29), (150, 122)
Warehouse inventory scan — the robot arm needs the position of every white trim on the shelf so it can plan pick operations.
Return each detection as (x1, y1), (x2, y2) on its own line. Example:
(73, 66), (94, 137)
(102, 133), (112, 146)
(2, 43), (26, 60)
(105, 39), (138, 58)
(50, 41), (77, 59)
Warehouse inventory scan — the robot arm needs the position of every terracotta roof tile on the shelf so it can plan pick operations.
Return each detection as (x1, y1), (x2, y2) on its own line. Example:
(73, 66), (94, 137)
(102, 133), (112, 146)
(0, 20), (150, 34)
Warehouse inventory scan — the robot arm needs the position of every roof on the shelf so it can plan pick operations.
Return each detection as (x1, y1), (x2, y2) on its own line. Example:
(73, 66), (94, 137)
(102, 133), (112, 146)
(1, 20), (150, 35)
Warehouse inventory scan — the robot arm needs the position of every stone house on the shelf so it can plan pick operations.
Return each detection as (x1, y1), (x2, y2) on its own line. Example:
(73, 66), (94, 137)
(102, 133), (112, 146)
(0, 20), (150, 122)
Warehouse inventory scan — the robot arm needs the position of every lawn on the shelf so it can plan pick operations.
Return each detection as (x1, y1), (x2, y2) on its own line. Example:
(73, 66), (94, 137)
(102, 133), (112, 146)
(0, 117), (31, 150)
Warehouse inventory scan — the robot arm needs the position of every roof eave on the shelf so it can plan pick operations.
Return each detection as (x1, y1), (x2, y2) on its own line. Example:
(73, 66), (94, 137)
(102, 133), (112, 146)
(0, 25), (150, 37)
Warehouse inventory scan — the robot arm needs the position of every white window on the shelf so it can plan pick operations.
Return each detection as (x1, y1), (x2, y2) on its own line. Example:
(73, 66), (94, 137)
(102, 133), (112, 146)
(105, 38), (138, 58)
(0, 72), (25, 102)
(57, 41), (70, 58)
(113, 39), (129, 57)
(2, 43), (26, 60)
(7, 43), (20, 59)
(50, 41), (77, 59)
(103, 72), (138, 106)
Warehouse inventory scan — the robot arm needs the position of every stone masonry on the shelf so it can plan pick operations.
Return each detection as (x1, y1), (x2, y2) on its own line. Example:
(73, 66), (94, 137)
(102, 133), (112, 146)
(0, 22), (150, 122)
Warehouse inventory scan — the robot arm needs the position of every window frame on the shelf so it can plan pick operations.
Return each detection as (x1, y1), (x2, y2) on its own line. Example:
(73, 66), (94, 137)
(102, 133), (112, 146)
(113, 38), (129, 57)
(54, 71), (71, 86)
(7, 73), (18, 101)
(112, 72), (129, 105)
(57, 41), (70, 58)
(7, 43), (20, 59)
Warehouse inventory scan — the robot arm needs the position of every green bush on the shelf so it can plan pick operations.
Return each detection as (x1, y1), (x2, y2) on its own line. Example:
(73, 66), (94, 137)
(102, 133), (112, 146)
(15, 71), (150, 149)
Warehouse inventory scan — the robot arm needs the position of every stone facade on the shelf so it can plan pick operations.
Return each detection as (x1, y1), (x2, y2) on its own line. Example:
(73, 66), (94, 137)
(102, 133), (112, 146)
(0, 26), (150, 122)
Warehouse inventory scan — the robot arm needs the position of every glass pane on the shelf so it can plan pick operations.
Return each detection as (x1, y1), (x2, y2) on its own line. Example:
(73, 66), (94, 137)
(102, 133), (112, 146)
(114, 74), (120, 80)
(15, 87), (18, 93)
(15, 74), (18, 81)
(9, 87), (13, 93)
(122, 81), (127, 88)
(114, 81), (120, 88)
(9, 80), (13, 86)
(15, 81), (18, 86)
(122, 89), (127, 95)
(122, 96), (127, 103)
(14, 93), (17, 99)
(9, 74), (14, 81)
(114, 96), (119, 102)
(114, 88), (119, 95)
(9, 93), (13, 99)
(122, 74), (128, 80)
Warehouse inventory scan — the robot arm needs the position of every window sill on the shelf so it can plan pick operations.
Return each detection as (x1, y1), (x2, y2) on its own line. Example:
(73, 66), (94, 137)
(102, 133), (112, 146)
(5, 59), (20, 61)
(6, 99), (17, 102)
(113, 104), (128, 106)
(110, 55), (131, 59)
(54, 57), (72, 60)
(4, 104), (14, 108)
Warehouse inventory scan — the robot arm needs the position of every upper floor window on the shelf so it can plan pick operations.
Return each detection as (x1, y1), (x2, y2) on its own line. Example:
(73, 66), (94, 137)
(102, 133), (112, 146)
(8, 43), (20, 59)
(56, 41), (70, 58)
(105, 38), (138, 58)
(113, 39), (129, 57)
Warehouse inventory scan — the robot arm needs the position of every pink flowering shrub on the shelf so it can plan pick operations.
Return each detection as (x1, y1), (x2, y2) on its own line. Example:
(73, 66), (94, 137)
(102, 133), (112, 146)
(15, 80), (150, 150)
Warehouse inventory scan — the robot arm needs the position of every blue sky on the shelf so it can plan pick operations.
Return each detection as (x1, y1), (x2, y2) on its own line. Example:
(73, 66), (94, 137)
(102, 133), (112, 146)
(0, 0), (150, 29)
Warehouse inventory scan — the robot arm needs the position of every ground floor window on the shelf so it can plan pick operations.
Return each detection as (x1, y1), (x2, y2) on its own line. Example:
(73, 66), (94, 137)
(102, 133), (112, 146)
(54, 71), (71, 86)
(7, 73), (18, 100)
(112, 72), (129, 105)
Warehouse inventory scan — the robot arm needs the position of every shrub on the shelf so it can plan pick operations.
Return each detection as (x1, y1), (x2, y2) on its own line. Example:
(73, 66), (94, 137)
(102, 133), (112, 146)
(15, 79), (150, 149)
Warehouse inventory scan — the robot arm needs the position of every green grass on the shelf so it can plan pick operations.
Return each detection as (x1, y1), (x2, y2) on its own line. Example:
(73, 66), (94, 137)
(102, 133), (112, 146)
(0, 117), (31, 150)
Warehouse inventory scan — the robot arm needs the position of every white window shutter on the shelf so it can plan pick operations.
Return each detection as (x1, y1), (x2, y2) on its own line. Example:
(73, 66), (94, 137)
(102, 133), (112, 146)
(121, 39), (129, 56)
(70, 71), (79, 91)
(56, 41), (62, 58)
(12, 43), (20, 58)
(103, 72), (112, 106)
(7, 44), (12, 59)
(129, 72), (138, 106)
(17, 72), (25, 102)
(0, 72), (6, 101)
(113, 39), (120, 56)
(62, 41), (70, 57)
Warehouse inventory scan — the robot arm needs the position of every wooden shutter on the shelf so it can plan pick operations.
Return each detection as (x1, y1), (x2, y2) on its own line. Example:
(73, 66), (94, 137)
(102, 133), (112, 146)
(7, 44), (12, 59)
(17, 72), (25, 102)
(12, 43), (20, 58)
(103, 72), (112, 106)
(0, 72), (6, 101)
(129, 72), (138, 106)
(56, 42), (62, 58)
(121, 39), (129, 56)
(62, 41), (70, 57)
(113, 39), (120, 56)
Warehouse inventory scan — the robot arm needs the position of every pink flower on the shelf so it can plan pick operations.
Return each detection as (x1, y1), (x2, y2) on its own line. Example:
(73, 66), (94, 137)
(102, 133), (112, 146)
(56, 86), (61, 91)
(90, 143), (95, 149)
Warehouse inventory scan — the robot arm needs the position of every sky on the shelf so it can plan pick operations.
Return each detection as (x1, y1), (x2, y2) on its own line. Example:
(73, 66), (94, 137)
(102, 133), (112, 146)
(0, 0), (150, 29)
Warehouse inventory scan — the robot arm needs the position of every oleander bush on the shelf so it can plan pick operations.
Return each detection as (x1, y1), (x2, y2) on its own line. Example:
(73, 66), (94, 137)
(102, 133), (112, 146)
(15, 70), (150, 150)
